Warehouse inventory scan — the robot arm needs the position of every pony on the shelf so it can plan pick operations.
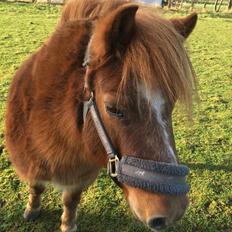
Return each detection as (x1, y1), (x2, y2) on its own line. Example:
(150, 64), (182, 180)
(5, 0), (197, 231)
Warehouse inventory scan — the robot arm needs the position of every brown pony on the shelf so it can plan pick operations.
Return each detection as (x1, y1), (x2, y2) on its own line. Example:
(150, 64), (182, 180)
(5, 0), (197, 231)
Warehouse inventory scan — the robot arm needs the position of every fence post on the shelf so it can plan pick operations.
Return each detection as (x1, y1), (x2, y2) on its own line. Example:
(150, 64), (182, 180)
(228, 0), (232, 9)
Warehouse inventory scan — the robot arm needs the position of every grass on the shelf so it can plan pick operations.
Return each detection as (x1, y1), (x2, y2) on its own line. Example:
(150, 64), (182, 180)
(0, 2), (231, 232)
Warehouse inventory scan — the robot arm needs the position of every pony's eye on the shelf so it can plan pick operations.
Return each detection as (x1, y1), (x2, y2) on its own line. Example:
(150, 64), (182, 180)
(106, 104), (124, 118)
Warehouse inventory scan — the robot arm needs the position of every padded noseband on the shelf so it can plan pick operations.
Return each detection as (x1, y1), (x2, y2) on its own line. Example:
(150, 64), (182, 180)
(117, 156), (190, 195)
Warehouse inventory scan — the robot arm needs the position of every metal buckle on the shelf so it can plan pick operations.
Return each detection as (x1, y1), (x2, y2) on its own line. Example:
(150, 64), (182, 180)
(107, 155), (119, 177)
(87, 92), (94, 105)
(83, 92), (94, 122)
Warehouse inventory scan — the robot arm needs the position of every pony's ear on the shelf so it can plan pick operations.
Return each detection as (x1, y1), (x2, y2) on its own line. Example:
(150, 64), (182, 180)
(170, 13), (198, 39)
(91, 4), (138, 58)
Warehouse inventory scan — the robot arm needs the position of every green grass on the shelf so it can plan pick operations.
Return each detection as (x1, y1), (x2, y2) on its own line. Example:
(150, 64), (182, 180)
(0, 2), (231, 232)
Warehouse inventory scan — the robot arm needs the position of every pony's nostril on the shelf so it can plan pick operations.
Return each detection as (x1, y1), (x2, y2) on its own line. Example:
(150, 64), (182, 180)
(148, 217), (167, 230)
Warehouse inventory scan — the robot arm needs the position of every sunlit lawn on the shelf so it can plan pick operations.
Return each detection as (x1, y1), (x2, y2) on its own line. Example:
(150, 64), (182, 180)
(0, 2), (231, 232)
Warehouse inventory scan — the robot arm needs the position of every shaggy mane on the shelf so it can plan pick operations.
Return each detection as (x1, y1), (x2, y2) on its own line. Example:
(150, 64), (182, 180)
(61, 0), (196, 110)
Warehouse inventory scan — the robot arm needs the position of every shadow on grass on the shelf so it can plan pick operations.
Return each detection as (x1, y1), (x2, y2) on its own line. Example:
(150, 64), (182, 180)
(0, 203), (147, 232)
(0, 205), (61, 232)
(187, 162), (232, 172)
(1, 198), (231, 232)
(76, 210), (147, 232)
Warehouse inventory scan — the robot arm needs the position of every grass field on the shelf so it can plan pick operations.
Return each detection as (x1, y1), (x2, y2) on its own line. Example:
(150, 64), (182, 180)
(0, 2), (231, 232)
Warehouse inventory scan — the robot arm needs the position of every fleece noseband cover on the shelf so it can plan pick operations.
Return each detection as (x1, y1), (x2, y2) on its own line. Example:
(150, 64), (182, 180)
(117, 156), (190, 195)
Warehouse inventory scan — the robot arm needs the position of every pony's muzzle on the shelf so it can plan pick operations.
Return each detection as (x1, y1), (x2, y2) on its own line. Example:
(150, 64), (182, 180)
(146, 194), (188, 231)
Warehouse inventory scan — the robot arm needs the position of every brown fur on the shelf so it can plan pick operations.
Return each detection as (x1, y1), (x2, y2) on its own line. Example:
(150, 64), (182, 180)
(61, 0), (197, 109)
(5, 0), (197, 231)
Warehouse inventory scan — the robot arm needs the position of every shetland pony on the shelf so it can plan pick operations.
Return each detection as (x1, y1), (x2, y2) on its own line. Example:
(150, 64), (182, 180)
(5, 0), (197, 231)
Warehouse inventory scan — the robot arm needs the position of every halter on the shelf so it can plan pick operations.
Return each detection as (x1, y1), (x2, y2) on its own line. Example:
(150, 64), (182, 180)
(82, 68), (190, 195)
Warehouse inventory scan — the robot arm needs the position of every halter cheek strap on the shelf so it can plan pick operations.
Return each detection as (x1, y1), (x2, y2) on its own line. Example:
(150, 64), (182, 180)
(83, 92), (120, 178)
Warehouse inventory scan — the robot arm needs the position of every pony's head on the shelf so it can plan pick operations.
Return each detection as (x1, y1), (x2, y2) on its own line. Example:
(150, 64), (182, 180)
(77, 2), (197, 230)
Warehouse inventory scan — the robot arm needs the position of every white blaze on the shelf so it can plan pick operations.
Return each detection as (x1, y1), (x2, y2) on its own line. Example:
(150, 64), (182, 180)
(143, 88), (178, 164)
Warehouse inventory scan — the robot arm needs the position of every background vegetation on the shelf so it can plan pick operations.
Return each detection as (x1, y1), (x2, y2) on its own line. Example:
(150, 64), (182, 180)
(0, 2), (231, 232)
